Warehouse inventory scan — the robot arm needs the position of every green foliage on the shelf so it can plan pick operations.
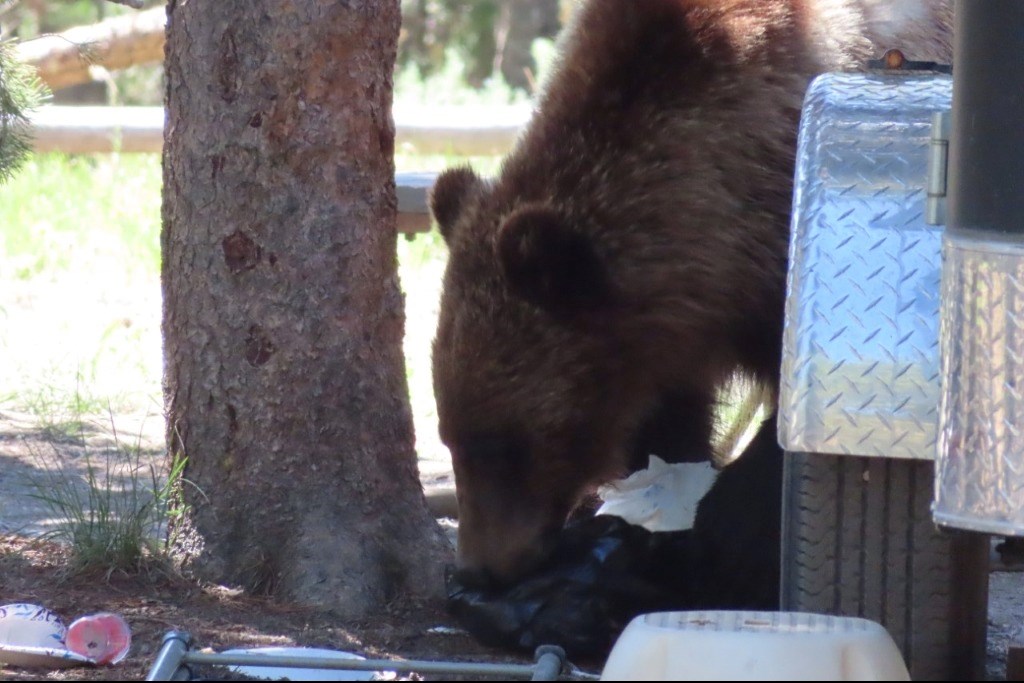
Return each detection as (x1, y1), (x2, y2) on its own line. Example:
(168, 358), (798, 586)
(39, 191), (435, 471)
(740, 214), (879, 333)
(400, 1), (494, 82)
(530, 37), (558, 92)
(395, 45), (528, 108)
(0, 40), (46, 183)
(111, 62), (163, 106)
(399, 0), (560, 92)
(394, 37), (556, 110)
(24, 414), (190, 576)
(2, 0), (165, 39)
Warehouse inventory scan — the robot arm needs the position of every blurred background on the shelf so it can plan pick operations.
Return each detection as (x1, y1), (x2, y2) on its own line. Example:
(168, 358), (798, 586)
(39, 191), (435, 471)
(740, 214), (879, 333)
(0, 0), (570, 470)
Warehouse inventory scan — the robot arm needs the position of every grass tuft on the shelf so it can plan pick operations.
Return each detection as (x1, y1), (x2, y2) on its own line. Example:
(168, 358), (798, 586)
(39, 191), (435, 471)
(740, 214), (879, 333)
(22, 412), (190, 577)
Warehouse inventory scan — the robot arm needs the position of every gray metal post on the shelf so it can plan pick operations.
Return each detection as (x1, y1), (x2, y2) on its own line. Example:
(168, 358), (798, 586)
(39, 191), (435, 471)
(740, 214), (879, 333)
(935, 0), (1024, 535)
(948, 1), (1024, 234)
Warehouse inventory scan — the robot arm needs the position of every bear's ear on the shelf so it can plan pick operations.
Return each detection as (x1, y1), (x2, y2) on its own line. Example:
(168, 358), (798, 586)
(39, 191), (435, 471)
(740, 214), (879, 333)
(497, 204), (612, 315)
(429, 166), (483, 242)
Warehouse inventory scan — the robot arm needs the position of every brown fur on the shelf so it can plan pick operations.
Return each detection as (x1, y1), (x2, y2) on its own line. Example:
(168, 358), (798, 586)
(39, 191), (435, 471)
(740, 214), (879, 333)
(431, 0), (951, 582)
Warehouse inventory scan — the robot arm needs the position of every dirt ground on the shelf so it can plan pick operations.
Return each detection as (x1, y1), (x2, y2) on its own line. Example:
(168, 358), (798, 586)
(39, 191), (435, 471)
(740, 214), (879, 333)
(0, 411), (545, 681)
(0, 410), (1022, 681)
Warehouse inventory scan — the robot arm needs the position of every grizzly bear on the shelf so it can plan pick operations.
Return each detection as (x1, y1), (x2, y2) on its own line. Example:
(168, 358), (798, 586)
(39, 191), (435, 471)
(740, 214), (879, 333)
(429, 0), (952, 585)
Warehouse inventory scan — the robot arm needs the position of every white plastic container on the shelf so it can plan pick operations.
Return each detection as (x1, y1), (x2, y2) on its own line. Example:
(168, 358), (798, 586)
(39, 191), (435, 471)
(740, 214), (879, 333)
(600, 611), (909, 681)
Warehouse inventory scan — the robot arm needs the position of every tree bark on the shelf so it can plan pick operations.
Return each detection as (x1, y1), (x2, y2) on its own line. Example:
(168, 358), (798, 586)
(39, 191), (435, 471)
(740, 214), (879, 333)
(16, 7), (165, 91)
(162, 0), (450, 618)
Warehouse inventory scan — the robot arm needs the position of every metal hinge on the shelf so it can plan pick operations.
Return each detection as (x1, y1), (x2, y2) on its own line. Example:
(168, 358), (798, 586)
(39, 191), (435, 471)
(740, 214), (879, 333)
(926, 110), (951, 226)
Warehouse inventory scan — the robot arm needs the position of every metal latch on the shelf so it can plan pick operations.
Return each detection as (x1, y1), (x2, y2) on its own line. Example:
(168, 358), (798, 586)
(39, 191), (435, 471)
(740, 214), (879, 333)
(867, 48), (953, 74)
(926, 110), (951, 226)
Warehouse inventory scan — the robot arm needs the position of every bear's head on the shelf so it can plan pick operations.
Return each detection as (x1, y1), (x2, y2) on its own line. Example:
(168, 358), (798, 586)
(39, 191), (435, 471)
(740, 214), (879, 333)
(429, 165), (721, 584)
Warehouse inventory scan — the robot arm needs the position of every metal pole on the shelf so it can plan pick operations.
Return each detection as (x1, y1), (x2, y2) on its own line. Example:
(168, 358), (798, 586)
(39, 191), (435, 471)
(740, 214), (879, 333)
(181, 650), (597, 680)
(936, 0), (1024, 525)
(144, 630), (599, 680)
(936, 0), (1024, 535)
(947, 0), (1024, 234)
(145, 631), (192, 682)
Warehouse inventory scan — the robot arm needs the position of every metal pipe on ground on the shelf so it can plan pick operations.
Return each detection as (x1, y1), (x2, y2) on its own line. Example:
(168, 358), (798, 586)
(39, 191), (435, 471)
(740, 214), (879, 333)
(145, 631), (597, 681)
(532, 645), (569, 681)
(145, 631), (192, 682)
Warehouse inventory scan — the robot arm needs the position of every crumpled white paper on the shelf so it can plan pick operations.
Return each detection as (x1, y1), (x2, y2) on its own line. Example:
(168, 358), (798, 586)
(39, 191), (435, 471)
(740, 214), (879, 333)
(596, 456), (718, 532)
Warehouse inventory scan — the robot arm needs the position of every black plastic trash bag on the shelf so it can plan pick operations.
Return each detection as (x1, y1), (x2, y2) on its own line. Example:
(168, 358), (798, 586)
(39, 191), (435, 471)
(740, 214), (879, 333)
(446, 416), (784, 658)
(447, 516), (703, 656)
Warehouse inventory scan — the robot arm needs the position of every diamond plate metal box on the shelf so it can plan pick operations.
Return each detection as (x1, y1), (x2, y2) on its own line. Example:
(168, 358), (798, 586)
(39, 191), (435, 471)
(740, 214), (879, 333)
(779, 73), (952, 459)
(935, 234), (1024, 533)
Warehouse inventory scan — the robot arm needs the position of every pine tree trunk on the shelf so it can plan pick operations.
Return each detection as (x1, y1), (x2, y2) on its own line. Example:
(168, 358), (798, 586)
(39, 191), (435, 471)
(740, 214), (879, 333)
(162, 0), (450, 618)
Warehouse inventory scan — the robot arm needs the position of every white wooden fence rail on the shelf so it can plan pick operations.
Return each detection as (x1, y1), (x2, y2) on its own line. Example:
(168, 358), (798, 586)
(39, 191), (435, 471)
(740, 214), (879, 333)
(28, 104), (528, 155)
(27, 104), (528, 233)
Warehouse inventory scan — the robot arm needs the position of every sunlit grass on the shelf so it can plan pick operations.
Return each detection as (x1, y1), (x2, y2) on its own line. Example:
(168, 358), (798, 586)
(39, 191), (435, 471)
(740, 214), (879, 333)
(0, 154), (163, 416)
(0, 154), (162, 281)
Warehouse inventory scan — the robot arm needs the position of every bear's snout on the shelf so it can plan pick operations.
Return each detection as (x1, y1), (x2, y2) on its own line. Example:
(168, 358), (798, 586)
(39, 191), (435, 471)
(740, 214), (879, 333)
(456, 510), (561, 585)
